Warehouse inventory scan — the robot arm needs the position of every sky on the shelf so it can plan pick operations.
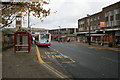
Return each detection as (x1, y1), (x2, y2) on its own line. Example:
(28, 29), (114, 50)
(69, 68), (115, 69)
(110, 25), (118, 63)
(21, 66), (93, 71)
(22, 0), (120, 30)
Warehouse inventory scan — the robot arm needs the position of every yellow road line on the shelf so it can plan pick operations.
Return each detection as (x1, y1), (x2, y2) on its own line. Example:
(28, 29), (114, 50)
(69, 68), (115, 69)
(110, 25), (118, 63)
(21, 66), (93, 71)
(55, 55), (62, 58)
(36, 46), (44, 64)
(60, 53), (69, 58)
(43, 64), (68, 78)
(41, 55), (47, 59)
(88, 46), (120, 52)
(45, 62), (53, 63)
(35, 46), (68, 78)
(62, 55), (68, 58)
(106, 48), (120, 52)
(47, 55), (51, 58)
(70, 59), (76, 62)
(51, 52), (57, 54)
(62, 61), (74, 63)
(62, 59), (76, 63)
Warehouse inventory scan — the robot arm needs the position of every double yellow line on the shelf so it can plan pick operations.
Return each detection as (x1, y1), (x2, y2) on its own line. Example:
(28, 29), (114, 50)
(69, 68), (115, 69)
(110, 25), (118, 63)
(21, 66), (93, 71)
(35, 45), (69, 78)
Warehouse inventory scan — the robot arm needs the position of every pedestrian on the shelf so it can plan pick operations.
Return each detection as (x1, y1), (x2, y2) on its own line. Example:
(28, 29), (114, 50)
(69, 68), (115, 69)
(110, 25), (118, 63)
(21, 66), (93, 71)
(116, 39), (118, 46)
(67, 38), (70, 42)
(98, 40), (101, 45)
(32, 37), (35, 44)
(101, 40), (104, 46)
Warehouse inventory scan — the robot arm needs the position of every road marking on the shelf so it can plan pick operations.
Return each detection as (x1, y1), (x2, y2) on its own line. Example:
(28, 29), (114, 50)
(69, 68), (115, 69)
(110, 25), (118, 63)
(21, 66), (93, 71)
(35, 46), (44, 64)
(88, 46), (120, 52)
(88, 46), (103, 49)
(55, 55), (63, 58)
(47, 55), (51, 58)
(41, 55), (47, 59)
(43, 63), (68, 78)
(102, 57), (118, 63)
(35, 46), (68, 78)
(62, 55), (68, 58)
(70, 59), (76, 62)
(50, 47), (77, 63)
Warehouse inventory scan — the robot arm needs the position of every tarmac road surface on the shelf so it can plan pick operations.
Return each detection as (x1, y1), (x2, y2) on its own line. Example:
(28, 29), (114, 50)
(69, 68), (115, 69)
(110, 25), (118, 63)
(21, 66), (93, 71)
(37, 42), (119, 79)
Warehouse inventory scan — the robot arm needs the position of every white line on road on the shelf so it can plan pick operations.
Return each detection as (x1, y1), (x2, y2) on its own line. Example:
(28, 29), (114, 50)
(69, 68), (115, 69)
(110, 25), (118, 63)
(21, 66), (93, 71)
(101, 56), (118, 63)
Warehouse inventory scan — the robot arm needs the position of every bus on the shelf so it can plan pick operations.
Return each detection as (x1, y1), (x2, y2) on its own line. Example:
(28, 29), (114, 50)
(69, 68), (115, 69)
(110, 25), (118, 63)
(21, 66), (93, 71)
(35, 33), (51, 47)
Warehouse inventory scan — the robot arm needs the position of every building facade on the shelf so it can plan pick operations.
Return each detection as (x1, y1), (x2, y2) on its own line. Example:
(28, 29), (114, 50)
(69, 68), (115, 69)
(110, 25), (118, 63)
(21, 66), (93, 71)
(77, 1), (120, 46)
(102, 2), (120, 46)
(49, 28), (77, 42)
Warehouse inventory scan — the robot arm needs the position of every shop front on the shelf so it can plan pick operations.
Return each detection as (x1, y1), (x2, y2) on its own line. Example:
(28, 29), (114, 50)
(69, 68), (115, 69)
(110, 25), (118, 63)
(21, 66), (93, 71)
(76, 32), (88, 43)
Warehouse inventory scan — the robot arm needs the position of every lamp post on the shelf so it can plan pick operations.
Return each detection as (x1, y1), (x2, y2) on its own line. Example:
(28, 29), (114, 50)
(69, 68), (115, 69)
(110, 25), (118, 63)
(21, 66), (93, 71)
(28, 6), (31, 32)
(58, 26), (61, 42)
(87, 14), (91, 45)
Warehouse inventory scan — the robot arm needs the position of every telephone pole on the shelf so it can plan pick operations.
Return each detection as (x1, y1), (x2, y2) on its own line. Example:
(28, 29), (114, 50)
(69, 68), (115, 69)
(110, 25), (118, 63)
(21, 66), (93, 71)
(87, 14), (91, 45)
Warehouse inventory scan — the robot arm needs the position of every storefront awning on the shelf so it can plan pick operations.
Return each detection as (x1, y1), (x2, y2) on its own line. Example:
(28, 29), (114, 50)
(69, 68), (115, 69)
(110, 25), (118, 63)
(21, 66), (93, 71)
(90, 34), (105, 36)
(76, 32), (88, 34)
(76, 31), (96, 35)
(105, 28), (120, 31)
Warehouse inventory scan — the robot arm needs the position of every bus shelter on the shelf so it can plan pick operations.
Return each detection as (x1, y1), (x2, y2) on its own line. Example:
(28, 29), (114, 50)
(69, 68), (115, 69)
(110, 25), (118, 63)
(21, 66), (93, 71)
(14, 31), (32, 53)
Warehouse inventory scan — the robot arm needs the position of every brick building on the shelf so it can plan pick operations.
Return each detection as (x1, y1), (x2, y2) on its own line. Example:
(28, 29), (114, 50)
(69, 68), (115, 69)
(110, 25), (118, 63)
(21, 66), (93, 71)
(77, 1), (120, 46)
(49, 28), (77, 42)
(101, 1), (120, 46)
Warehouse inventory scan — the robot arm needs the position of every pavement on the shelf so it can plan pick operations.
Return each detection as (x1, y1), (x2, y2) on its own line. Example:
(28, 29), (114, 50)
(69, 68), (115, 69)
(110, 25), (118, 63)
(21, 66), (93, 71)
(2, 45), (60, 79)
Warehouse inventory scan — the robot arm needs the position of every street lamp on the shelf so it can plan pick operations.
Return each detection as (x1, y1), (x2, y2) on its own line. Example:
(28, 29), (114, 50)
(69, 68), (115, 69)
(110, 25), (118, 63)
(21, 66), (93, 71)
(87, 14), (91, 45)
(58, 26), (61, 42)
(28, 6), (31, 32)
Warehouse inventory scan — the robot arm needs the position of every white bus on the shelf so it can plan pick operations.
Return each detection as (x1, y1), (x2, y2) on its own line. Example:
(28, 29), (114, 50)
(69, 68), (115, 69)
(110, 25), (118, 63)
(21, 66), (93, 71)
(35, 33), (51, 47)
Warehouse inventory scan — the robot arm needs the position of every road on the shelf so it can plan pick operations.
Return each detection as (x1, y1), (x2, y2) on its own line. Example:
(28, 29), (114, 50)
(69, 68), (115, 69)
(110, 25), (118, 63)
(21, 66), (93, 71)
(38, 42), (119, 78)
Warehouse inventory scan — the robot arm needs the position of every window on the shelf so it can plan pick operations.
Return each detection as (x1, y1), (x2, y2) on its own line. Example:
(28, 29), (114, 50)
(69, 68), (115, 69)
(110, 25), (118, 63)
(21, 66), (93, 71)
(83, 24), (84, 27)
(105, 12), (109, 17)
(91, 18), (93, 22)
(109, 11), (114, 16)
(87, 19), (89, 23)
(116, 21), (120, 26)
(94, 17), (96, 21)
(110, 15), (114, 21)
(98, 16), (100, 20)
(105, 17), (109, 22)
(116, 13), (120, 20)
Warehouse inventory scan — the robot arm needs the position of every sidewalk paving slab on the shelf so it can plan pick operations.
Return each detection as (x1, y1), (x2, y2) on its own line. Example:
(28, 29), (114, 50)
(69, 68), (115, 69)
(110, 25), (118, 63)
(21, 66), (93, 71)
(2, 45), (59, 78)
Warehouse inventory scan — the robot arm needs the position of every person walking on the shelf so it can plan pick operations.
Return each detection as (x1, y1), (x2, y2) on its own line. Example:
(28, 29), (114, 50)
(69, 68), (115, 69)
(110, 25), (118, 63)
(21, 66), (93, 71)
(32, 37), (35, 44)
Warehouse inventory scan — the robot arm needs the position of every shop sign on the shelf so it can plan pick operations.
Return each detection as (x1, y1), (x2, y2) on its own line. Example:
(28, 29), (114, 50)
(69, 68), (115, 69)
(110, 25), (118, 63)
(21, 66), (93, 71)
(100, 22), (106, 28)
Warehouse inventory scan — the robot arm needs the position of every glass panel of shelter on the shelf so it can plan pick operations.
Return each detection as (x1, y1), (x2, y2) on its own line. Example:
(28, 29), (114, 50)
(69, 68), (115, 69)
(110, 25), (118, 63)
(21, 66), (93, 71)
(15, 34), (29, 53)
